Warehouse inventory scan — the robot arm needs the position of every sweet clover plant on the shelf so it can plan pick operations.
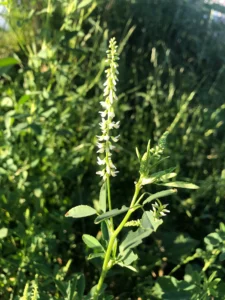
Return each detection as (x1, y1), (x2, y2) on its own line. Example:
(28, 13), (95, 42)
(65, 38), (198, 299)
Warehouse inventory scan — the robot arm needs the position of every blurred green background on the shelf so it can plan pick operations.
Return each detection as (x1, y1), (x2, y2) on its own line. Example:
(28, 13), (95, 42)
(0, 0), (225, 299)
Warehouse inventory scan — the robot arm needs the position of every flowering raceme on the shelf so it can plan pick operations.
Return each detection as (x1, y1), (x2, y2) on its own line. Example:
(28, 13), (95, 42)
(96, 38), (120, 180)
(65, 37), (199, 300)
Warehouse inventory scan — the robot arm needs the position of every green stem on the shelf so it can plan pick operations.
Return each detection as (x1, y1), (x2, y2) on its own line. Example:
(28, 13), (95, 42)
(107, 176), (114, 229)
(93, 180), (141, 300)
(107, 176), (117, 257)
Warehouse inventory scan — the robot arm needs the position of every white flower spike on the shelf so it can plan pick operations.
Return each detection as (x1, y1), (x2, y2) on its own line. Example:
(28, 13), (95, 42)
(96, 38), (119, 180)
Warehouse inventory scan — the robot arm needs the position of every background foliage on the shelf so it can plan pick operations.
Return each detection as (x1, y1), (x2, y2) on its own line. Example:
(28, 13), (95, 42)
(0, 0), (225, 299)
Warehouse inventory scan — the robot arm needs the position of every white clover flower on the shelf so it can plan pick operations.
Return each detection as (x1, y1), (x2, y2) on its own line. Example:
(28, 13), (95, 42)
(96, 38), (120, 181)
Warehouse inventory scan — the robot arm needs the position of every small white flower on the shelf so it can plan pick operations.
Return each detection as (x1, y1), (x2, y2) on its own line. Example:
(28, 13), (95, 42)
(100, 101), (110, 109)
(160, 212), (167, 217)
(113, 121), (120, 129)
(99, 111), (107, 118)
(96, 170), (105, 177)
(97, 148), (105, 153)
(97, 143), (104, 149)
(152, 202), (170, 218)
(111, 170), (119, 177)
(97, 157), (106, 165)
(96, 135), (105, 141)
(108, 111), (115, 118)
(109, 159), (116, 169)
(103, 135), (110, 141)
(111, 135), (120, 142)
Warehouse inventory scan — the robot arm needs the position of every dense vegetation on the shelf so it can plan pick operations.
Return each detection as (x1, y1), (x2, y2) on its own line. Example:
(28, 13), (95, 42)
(0, 0), (225, 299)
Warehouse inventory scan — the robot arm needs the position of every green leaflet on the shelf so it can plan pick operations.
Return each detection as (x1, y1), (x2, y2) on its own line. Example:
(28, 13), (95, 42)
(94, 205), (130, 224)
(65, 205), (96, 218)
(120, 228), (153, 252)
(99, 182), (106, 213)
(0, 57), (20, 67)
(101, 222), (109, 241)
(159, 181), (199, 189)
(118, 248), (138, 266)
(143, 189), (177, 205)
(116, 262), (137, 272)
(142, 167), (176, 185)
(82, 234), (104, 250)
(141, 211), (163, 231)
(88, 253), (105, 260)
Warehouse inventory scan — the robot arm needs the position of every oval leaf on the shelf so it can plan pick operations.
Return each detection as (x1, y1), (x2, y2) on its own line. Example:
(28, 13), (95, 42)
(65, 205), (96, 218)
(82, 234), (104, 250)
(0, 57), (20, 68)
(143, 189), (177, 205)
(159, 181), (199, 189)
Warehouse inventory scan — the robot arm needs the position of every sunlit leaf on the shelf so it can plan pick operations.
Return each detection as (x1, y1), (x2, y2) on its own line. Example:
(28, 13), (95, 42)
(120, 228), (152, 252)
(143, 189), (177, 205)
(117, 262), (137, 272)
(94, 206), (130, 224)
(0, 228), (8, 239)
(13, 122), (28, 132)
(142, 167), (176, 185)
(65, 205), (96, 218)
(0, 57), (20, 67)
(204, 232), (222, 247)
(82, 234), (104, 250)
(78, 0), (92, 9)
(159, 181), (199, 189)
(141, 211), (163, 231)
(118, 248), (138, 266)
